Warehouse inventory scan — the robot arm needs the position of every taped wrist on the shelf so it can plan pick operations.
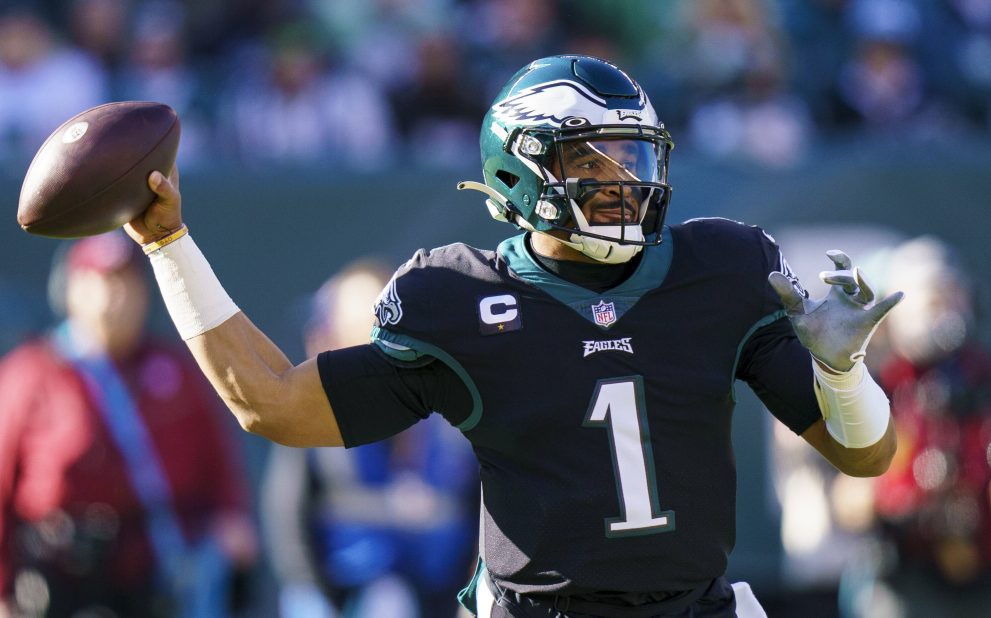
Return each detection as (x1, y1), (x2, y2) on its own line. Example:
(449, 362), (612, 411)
(812, 360), (890, 448)
(148, 232), (239, 340)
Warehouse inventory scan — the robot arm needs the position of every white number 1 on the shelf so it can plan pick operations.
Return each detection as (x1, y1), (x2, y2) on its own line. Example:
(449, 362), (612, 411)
(584, 376), (675, 537)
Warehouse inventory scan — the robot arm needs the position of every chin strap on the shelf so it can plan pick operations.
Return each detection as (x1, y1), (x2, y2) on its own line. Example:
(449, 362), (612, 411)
(457, 181), (643, 264)
(567, 202), (645, 264)
(565, 233), (643, 264)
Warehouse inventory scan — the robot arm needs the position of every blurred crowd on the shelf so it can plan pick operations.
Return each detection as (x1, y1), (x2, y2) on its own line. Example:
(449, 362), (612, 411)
(0, 234), (479, 618)
(4, 1), (991, 616)
(2, 0), (991, 172)
(769, 232), (991, 618)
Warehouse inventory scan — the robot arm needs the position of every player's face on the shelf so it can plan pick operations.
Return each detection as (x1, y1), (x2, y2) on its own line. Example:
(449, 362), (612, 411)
(552, 138), (658, 226)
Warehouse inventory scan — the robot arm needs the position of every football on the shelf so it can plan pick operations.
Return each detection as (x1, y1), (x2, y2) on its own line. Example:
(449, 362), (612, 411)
(17, 101), (181, 238)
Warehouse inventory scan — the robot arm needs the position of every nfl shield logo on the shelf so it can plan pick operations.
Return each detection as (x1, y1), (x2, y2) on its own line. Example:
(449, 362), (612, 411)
(591, 300), (617, 327)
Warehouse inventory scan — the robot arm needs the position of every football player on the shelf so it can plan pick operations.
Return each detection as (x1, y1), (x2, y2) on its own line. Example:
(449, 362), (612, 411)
(126, 56), (902, 618)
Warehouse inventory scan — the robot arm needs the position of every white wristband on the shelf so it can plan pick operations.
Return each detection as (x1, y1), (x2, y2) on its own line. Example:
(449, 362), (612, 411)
(148, 233), (240, 340)
(812, 360), (891, 448)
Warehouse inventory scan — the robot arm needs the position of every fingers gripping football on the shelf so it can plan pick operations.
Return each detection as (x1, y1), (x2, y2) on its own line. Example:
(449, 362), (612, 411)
(123, 166), (183, 245)
(768, 250), (904, 372)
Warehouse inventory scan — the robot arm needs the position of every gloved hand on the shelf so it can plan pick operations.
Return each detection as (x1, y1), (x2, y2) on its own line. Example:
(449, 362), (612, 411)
(768, 250), (904, 372)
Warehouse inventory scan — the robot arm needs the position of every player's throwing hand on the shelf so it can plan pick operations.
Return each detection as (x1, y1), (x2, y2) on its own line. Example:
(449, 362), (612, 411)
(124, 167), (183, 245)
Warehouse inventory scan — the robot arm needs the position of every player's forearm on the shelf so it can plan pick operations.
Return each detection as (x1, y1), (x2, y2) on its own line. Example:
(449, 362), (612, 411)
(184, 313), (344, 447)
(803, 359), (897, 476)
(803, 418), (896, 477)
(147, 232), (343, 446)
(186, 312), (291, 433)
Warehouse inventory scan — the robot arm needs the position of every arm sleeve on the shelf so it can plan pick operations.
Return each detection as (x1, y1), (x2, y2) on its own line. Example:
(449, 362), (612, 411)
(317, 344), (473, 447)
(736, 317), (822, 435)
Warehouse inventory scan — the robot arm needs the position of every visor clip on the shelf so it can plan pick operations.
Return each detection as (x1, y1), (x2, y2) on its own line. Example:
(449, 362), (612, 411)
(565, 178), (585, 201)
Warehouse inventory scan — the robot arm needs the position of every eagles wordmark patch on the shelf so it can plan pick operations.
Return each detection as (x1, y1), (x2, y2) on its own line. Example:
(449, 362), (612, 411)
(582, 337), (634, 358)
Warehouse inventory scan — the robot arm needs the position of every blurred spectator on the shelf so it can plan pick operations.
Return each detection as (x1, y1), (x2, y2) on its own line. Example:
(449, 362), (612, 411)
(853, 236), (991, 617)
(310, 0), (451, 94)
(835, 37), (925, 129)
(391, 33), (487, 169)
(216, 20), (395, 169)
(776, 0), (854, 124)
(261, 259), (478, 618)
(667, 0), (819, 166)
(831, 0), (959, 134)
(66, 0), (129, 73)
(0, 7), (108, 164)
(687, 47), (814, 168)
(0, 232), (258, 617)
(117, 1), (212, 167)
(460, 0), (567, 101)
(918, 0), (991, 130)
(681, 0), (786, 97)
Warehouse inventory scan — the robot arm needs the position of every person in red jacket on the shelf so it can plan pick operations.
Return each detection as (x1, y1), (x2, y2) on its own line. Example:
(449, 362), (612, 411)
(866, 236), (991, 617)
(0, 231), (257, 617)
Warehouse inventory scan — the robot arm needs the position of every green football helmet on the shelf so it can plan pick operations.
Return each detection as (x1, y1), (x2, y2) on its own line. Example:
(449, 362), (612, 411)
(459, 55), (674, 264)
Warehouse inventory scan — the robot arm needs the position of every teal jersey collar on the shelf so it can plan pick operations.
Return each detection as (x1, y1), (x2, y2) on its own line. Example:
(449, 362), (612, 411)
(497, 228), (674, 329)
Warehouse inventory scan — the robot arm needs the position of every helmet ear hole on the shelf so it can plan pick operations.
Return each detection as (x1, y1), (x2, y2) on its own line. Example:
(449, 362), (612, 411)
(496, 170), (520, 189)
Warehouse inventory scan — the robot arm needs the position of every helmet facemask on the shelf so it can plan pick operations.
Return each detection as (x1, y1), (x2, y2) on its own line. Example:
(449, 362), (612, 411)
(516, 123), (673, 264)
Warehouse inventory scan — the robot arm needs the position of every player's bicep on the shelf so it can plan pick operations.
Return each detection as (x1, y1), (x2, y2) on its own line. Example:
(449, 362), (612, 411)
(271, 356), (344, 447)
(184, 312), (342, 447)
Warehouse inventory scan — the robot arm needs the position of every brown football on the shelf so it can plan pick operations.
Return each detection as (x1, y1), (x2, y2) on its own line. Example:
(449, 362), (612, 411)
(17, 101), (181, 238)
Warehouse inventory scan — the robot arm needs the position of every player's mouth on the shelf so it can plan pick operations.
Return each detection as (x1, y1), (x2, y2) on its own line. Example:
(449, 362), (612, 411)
(590, 202), (638, 225)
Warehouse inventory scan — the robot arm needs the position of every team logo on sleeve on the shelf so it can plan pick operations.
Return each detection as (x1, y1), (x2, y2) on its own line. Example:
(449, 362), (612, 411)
(478, 294), (521, 335)
(777, 255), (809, 299)
(374, 278), (403, 326)
(591, 300), (617, 327)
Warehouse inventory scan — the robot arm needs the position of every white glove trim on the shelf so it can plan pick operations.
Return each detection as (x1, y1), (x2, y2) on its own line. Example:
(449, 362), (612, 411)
(148, 233), (240, 340)
(812, 360), (890, 448)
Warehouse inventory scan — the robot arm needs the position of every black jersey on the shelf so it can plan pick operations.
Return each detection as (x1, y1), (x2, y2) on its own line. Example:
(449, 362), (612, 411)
(320, 218), (821, 599)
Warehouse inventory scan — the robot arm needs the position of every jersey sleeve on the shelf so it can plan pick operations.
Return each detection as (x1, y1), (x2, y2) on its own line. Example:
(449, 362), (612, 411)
(736, 317), (822, 435)
(370, 248), (482, 423)
(318, 248), (481, 447)
(736, 227), (820, 435)
(754, 226), (809, 317)
(317, 344), (473, 447)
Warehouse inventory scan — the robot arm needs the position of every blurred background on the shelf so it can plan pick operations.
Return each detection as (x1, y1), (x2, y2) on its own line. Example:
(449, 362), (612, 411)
(2, 0), (991, 616)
